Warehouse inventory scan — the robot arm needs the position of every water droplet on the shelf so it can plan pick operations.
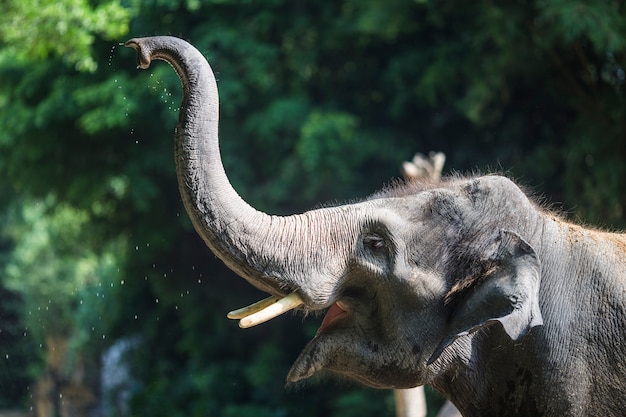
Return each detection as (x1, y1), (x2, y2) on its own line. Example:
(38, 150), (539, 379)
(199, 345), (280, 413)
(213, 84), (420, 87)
(109, 45), (117, 67)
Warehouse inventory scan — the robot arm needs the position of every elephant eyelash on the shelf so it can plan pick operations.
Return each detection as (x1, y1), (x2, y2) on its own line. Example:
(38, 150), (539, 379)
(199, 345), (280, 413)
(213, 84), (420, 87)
(363, 234), (386, 250)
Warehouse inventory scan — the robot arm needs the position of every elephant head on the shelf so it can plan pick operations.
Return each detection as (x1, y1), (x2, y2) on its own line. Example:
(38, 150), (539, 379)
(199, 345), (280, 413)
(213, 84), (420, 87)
(125, 36), (543, 389)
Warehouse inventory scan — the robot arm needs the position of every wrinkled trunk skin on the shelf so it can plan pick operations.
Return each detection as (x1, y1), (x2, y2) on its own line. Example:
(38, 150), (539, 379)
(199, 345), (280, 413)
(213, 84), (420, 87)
(125, 36), (353, 305)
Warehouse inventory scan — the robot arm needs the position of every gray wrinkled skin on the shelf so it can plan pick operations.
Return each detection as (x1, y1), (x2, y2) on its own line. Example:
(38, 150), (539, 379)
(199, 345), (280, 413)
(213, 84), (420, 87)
(125, 36), (626, 416)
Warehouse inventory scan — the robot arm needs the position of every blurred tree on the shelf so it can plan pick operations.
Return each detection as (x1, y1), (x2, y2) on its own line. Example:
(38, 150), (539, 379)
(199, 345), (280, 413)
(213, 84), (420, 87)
(0, 0), (132, 411)
(0, 0), (129, 72)
(0, 196), (126, 414)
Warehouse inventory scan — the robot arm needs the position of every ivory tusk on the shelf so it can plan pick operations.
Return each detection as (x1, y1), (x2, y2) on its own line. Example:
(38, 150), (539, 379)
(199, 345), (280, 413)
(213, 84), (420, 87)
(227, 296), (279, 319)
(228, 292), (304, 329)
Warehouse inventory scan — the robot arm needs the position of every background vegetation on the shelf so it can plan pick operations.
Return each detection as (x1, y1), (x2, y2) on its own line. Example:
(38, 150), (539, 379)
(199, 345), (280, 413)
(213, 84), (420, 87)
(0, 0), (624, 416)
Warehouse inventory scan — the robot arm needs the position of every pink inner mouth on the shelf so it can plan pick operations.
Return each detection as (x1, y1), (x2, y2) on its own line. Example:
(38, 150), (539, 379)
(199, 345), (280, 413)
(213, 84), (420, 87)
(318, 302), (347, 334)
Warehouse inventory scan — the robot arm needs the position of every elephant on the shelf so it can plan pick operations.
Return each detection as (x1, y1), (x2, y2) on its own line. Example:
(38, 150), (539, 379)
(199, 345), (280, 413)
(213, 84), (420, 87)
(125, 36), (626, 416)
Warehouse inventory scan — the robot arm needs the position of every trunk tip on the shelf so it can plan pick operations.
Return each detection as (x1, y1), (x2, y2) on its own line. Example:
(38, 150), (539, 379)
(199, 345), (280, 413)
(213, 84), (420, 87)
(124, 38), (153, 70)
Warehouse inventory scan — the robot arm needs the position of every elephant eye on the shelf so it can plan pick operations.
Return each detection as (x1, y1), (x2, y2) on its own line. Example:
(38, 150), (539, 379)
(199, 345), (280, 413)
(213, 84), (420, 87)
(363, 234), (386, 251)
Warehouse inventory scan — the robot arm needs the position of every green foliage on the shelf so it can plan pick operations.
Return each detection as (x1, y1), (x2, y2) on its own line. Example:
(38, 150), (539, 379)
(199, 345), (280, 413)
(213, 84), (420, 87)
(0, 286), (37, 409)
(537, 0), (626, 54)
(0, 192), (126, 408)
(330, 389), (394, 417)
(2, 195), (126, 347)
(0, 0), (131, 71)
(1, 0), (626, 414)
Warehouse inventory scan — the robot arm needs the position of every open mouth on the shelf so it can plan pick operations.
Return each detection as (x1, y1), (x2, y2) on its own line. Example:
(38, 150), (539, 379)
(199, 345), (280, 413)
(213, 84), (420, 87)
(230, 294), (355, 384)
(227, 292), (347, 332)
(317, 301), (348, 333)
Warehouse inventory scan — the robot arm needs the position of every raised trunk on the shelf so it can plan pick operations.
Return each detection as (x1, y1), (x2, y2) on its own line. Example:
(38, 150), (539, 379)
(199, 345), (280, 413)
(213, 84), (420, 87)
(125, 36), (352, 306)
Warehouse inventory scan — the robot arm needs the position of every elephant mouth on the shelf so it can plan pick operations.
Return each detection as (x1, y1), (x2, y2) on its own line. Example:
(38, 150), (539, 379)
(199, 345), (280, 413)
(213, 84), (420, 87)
(230, 295), (352, 384)
(317, 301), (348, 334)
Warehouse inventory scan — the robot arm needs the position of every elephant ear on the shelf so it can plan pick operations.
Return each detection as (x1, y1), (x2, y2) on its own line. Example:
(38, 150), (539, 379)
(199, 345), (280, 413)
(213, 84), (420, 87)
(428, 230), (543, 364)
